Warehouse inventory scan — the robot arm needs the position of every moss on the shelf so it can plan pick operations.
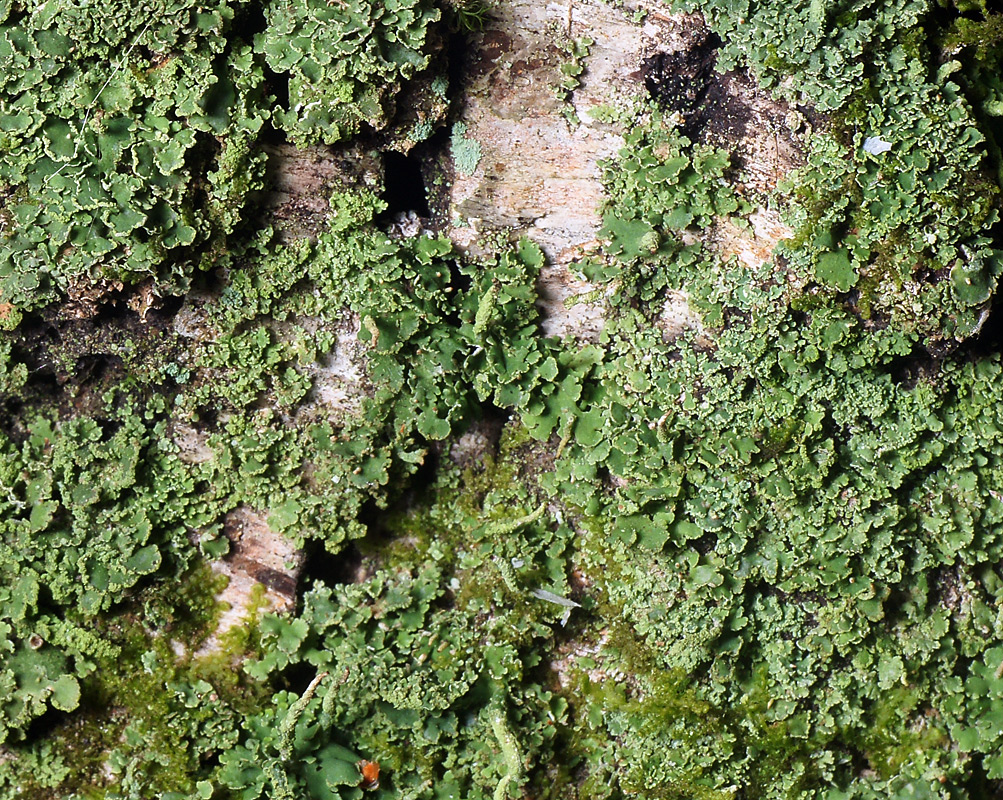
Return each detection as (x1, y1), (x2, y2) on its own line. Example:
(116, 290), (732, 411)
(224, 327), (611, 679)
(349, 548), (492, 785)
(1, 564), (268, 798)
(856, 685), (948, 778)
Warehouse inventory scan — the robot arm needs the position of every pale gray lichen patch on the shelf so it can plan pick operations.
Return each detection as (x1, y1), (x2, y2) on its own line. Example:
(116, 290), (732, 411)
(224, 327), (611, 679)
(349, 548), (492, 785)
(299, 315), (371, 418)
(707, 207), (794, 273)
(657, 288), (712, 345)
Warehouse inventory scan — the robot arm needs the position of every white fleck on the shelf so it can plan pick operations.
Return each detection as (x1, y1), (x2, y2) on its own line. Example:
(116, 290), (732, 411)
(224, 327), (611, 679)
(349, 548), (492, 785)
(511, 557), (525, 568)
(863, 136), (893, 155)
(531, 588), (581, 608)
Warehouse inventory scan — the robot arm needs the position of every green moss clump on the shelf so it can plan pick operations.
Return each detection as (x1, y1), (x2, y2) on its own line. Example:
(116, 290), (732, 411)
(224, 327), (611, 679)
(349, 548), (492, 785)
(217, 439), (573, 800)
(0, 563), (267, 799)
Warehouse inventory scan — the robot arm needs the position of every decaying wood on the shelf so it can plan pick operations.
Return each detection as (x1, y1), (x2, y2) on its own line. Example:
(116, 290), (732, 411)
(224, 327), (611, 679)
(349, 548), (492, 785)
(261, 142), (382, 242)
(445, 0), (803, 340)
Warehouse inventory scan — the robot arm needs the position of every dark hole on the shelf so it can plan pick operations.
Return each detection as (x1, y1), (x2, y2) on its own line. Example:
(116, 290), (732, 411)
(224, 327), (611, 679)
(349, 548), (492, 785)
(955, 221), (1003, 358)
(22, 367), (59, 397)
(300, 540), (365, 591)
(406, 439), (441, 495)
(282, 662), (319, 695)
(352, 502), (405, 560)
(0, 396), (24, 440)
(145, 293), (184, 325)
(641, 32), (762, 143)
(92, 299), (131, 324)
(24, 705), (69, 744)
(446, 29), (474, 95)
(887, 342), (934, 388)
(412, 124), (453, 226)
(258, 121), (288, 148)
(98, 419), (124, 444)
(965, 752), (1003, 797)
(193, 405), (220, 430)
(692, 531), (718, 555)
(974, 303), (1003, 354)
(35, 582), (56, 615)
(11, 319), (60, 391)
(201, 752), (222, 771)
(262, 63), (289, 112)
(382, 150), (430, 217)
(881, 585), (912, 626)
(73, 353), (119, 387)
(643, 32), (722, 119)
(186, 128), (222, 173)
(17, 311), (60, 349)
(233, 1), (269, 40)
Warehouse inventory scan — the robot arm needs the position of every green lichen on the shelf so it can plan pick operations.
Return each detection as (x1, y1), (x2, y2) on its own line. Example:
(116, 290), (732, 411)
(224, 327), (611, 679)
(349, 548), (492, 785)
(669, 0), (1003, 338)
(0, 0), (449, 320)
(2, 0), (1003, 797)
(450, 121), (483, 176)
(554, 34), (593, 124)
(214, 437), (573, 800)
(256, 0), (444, 145)
(0, 562), (267, 799)
(0, 1), (268, 318)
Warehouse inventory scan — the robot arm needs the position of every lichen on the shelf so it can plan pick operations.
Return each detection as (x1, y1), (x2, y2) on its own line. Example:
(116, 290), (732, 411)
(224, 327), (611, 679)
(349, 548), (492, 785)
(1, 0), (1003, 797)
(450, 121), (482, 176)
(0, 0), (448, 322)
(256, 0), (444, 146)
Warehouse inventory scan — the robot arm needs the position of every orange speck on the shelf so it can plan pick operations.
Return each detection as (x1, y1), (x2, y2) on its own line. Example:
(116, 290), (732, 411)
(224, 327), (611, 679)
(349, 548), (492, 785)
(358, 760), (380, 790)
